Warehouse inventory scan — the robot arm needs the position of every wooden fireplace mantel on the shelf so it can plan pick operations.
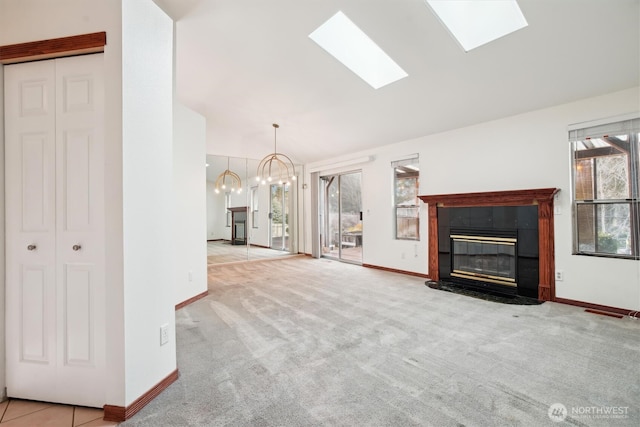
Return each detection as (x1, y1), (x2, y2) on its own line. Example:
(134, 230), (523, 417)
(418, 188), (559, 301)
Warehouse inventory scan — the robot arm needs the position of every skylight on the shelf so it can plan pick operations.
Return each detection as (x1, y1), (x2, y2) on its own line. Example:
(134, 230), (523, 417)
(425, 0), (528, 52)
(309, 11), (408, 89)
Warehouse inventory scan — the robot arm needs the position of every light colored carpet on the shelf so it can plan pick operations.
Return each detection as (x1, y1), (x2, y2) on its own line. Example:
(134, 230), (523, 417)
(122, 257), (640, 426)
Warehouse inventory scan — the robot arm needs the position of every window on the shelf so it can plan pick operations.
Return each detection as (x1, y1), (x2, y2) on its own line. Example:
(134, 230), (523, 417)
(425, 0), (528, 52)
(309, 11), (408, 89)
(570, 118), (640, 258)
(393, 157), (420, 240)
(251, 186), (259, 228)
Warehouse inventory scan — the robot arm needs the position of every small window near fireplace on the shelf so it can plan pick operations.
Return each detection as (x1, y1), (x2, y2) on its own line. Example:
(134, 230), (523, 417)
(393, 156), (420, 240)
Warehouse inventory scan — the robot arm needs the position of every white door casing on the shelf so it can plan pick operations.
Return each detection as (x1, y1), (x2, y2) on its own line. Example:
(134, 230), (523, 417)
(5, 54), (106, 407)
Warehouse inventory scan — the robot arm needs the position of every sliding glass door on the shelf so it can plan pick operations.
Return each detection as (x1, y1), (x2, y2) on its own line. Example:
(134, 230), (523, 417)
(320, 171), (362, 263)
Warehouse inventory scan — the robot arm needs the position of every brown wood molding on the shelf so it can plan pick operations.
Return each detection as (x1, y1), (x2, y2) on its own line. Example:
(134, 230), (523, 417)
(427, 203), (439, 281)
(585, 309), (624, 319)
(227, 206), (248, 212)
(418, 188), (558, 207)
(363, 263), (429, 278)
(554, 297), (633, 317)
(0, 32), (106, 64)
(175, 290), (209, 310)
(538, 198), (555, 301)
(104, 369), (179, 422)
(418, 188), (560, 302)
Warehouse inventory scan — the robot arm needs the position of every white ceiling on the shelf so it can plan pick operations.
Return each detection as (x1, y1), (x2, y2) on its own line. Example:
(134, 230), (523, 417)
(155, 0), (640, 166)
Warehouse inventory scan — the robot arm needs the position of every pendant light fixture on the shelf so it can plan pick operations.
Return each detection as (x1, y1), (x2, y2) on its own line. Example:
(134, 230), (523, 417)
(256, 123), (297, 185)
(214, 157), (242, 194)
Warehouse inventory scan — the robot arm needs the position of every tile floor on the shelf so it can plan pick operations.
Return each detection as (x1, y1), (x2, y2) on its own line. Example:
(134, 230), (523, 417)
(0, 399), (118, 426)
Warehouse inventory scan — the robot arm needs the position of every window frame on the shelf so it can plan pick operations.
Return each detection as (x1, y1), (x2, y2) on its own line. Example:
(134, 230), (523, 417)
(393, 156), (420, 241)
(570, 118), (640, 259)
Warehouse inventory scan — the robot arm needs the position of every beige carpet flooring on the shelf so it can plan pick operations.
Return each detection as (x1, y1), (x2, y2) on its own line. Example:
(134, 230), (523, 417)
(122, 257), (640, 426)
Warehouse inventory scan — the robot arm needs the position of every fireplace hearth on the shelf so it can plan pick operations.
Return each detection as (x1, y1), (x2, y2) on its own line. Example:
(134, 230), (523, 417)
(418, 188), (559, 301)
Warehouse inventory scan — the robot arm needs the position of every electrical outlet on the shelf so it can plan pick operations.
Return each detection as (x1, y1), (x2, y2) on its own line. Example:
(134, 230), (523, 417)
(160, 324), (169, 346)
(188, 271), (193, 282)
(555, 270), (564, 281)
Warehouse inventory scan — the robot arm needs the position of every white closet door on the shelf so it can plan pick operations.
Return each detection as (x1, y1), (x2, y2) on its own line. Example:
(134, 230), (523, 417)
(5, 58), (58, 400)
(5, 54), (106, 407)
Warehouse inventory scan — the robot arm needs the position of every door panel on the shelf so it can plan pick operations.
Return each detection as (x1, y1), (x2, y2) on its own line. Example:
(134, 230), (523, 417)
(5, 59), (58, 401)
(320, 172), (363, 263)
(64, 263), (93, 365)
(21, 265), (49, 363)
(339, 172), (362, 263)
(5, 54), (106, 407)
(21, 134), (53, 231)
(326, 177), (339, 258)
(55, 53), (106, 406)
(63, 131), (93, 230)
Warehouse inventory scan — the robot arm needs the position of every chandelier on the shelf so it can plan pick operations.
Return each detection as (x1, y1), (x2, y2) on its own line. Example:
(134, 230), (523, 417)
(214, 157), (242, 194)
(256, 123), (297, 185)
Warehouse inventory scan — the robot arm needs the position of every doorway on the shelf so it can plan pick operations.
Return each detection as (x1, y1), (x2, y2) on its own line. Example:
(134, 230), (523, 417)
(320, 171), (363, 264)
(270, 183), (290, 251)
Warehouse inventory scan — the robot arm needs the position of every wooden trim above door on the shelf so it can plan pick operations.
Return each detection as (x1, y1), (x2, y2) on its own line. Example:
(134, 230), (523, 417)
(0, 32), (106, 64)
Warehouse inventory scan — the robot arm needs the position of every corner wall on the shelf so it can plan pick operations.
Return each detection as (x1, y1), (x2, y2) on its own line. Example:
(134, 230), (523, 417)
(122, 0), (176, 406)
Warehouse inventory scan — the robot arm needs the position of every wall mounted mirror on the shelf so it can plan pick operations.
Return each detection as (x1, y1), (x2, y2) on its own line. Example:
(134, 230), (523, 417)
(206, 154), (298, 265)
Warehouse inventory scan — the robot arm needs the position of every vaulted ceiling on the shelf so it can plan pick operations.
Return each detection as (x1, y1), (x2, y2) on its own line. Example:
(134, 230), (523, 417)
(155, 0), (640, 166)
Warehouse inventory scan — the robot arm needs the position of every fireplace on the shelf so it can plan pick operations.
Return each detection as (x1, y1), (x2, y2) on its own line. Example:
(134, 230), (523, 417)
(450, 231), (517, 288)
(418, 189), (559, 301)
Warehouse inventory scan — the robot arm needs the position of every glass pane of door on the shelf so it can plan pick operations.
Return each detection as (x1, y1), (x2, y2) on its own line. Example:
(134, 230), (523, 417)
(321, 176), (340, 258)
(339, 172), (362, 263)
(320, 172), (362, 263)
(270, 183), (290, 251)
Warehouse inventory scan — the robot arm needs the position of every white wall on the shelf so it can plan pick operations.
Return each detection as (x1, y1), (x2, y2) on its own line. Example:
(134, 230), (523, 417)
(173, 104), (207, 306)
(0, 0), (126, 406)
(122, 0), (176, 406)
(305, 87), (640, 311)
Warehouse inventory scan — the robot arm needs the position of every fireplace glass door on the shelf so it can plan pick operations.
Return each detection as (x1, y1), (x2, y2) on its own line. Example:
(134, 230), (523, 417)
(451, 234), (516, 286)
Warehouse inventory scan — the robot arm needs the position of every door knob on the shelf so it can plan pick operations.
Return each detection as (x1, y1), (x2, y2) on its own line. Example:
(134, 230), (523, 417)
(27, 244), (36, 251)
(72, 244), (82, 251)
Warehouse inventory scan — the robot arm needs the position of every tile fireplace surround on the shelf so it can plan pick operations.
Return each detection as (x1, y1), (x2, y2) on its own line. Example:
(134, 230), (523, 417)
(418, 188), (559, 301)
